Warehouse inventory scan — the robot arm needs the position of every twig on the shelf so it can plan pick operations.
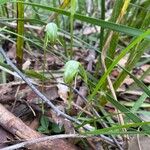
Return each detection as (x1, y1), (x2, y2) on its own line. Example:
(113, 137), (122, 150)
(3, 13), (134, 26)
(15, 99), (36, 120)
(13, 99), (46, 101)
(11, 82), (22, 112)
(1, 134), (86, 150)
(0, 47), (115, 145)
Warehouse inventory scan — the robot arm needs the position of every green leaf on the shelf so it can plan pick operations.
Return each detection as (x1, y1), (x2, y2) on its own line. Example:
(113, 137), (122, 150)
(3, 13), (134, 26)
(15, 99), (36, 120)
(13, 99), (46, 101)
(63, 60), (80, 84)
(83, 122), (150, 135)
(51, 123), (64, 133)
(79, 65), (88, 84)
(131, 86), (150, 112)
(38, 115), (50, 133)
(71, 0), (76, 16)
(122, 69), (150, 97)
(90, 29), (150, 100)
(40, 115), (49, 129)
(105, 93), (150, 132)
(0, 0), (16, 5)
(37, 126), (50, 134)
(17, 1), (150, 39)
(25, 69), (48, 81)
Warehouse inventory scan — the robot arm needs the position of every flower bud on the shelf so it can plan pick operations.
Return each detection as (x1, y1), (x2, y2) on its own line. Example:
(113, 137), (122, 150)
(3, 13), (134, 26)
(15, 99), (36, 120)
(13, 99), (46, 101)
(45, 23), (58, 45)
(64, 60), (80, 84)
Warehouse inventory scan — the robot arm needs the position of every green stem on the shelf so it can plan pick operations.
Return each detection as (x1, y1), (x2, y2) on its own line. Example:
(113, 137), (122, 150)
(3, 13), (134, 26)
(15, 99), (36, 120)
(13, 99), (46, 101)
(99, 0), (105, 52)
(16, 0), (24, 69)
(41, 36), (47, 114)
(94, 0), (105, 77)
(70, 15), (74, 59)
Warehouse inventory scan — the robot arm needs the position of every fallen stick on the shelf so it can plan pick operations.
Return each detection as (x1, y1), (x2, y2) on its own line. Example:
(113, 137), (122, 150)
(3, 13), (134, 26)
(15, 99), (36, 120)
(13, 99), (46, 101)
(0, 104), (78, 150)
(1, 134), (86, 150)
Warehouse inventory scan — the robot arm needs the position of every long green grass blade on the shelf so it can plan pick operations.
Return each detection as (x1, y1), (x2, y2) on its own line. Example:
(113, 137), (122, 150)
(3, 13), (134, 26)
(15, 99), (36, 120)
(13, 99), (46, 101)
(113, 40), (150, 90)
(15, 1), (150, 39)
(84, 121), (150, 135)
(121, 68), (150, 97)
(69, 0), (76, 58)
(105, 93), (150, 131)
(0, 0), (15, 5)
(90, 30), (150, 99)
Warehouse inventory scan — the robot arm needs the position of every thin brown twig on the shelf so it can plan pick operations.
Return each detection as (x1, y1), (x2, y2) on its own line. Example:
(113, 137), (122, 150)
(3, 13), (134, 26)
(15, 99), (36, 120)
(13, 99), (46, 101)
(1, 134), (87, 150)
(11, 81), (22, 112)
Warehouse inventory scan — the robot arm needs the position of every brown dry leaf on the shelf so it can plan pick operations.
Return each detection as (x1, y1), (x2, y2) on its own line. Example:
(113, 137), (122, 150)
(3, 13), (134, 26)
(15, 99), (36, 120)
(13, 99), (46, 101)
(122, 77), (134, 85)
(57, 79), (69, 103)
(86, 50), (96, 72)
(141, 64), (150, 72)
(44, 86), (59, 100)
(74, 48), (88, 63)
(0, 84), (12, 95)
(83, 26), (100, 35)
(0, 83), (15, 103)
(118, 90), (143, 96)
(22, 59), (31, 70)
(27, 85), (59, 103)
(118, 54), (129, 67)
(6, 44), (16, 61)
(76, 85), (88, 107)
(111, 69), (119, 78)
(143, 76), (150, 84)
(128, 136), (150, 150)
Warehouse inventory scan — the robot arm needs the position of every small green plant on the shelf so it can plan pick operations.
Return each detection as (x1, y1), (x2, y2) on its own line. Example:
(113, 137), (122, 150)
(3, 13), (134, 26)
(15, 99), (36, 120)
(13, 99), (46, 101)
(63, 60), (80, 84)
(38, 115), (64, 134)
(64, 60), (87, 84)
(63, 60), (87, 108)
(41, 22), (59, 114)
(38, 115), (50, 134)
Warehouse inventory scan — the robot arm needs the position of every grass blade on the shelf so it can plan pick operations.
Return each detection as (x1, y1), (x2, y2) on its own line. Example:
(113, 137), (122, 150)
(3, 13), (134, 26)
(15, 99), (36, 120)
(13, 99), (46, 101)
(84, 121), (150, 135)
(15, 1), (150, 39)
(90, 30), (150, 100)
(16, 0), (24, 69)
(105, 93), (150, 132)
